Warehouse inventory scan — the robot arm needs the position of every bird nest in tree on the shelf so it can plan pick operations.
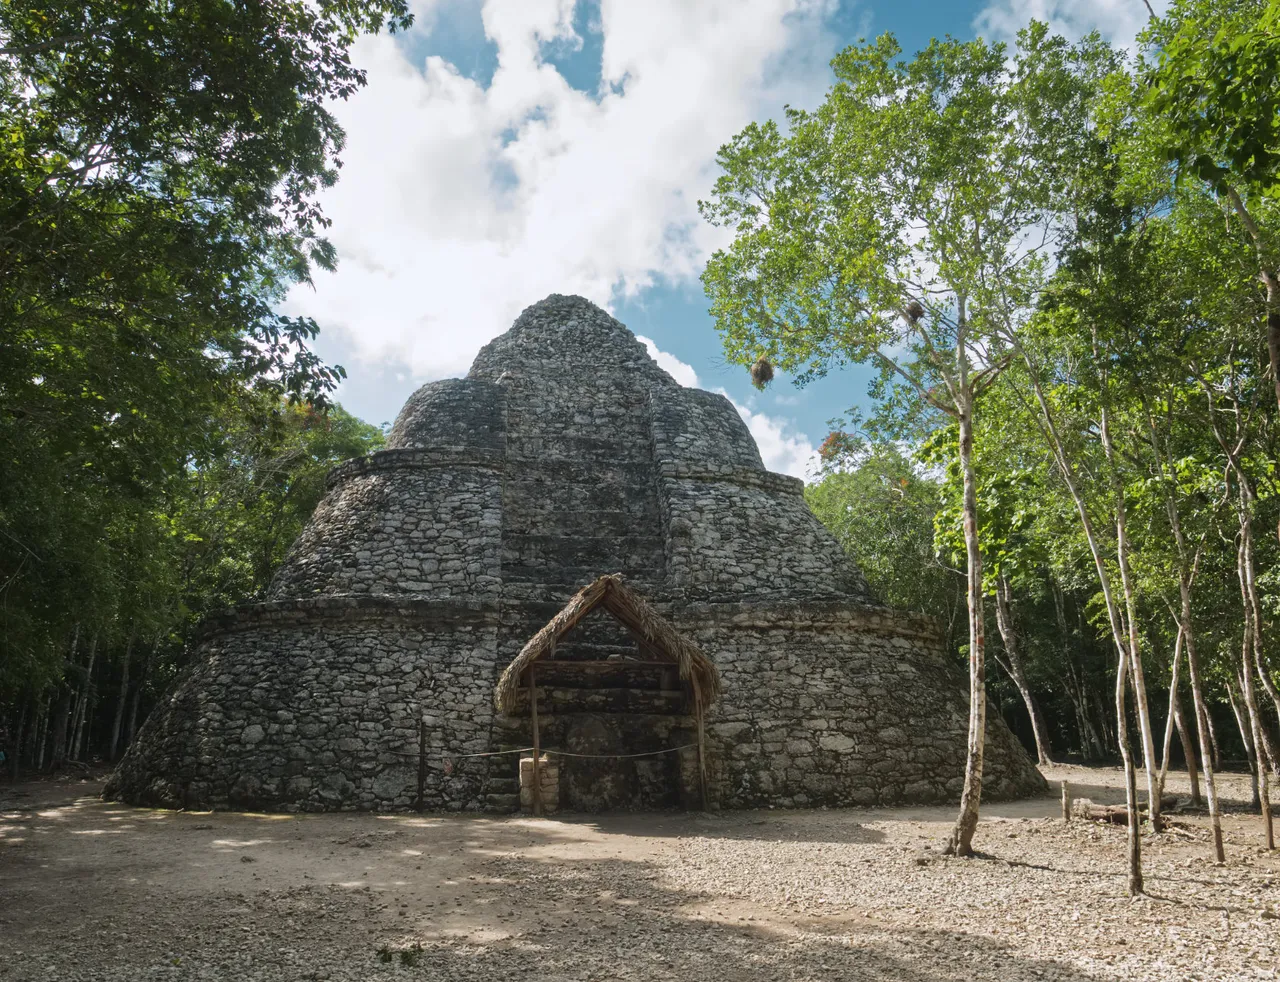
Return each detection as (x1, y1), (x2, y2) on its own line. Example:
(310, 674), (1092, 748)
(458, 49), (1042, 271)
(750, 356), (775, 388)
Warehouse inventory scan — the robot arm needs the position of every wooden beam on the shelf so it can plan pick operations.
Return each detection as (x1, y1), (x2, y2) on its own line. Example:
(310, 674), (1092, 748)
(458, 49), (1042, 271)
(529, 664), (543, 817)
(692, 677), (708, 812)
(416, 716), (427, 813)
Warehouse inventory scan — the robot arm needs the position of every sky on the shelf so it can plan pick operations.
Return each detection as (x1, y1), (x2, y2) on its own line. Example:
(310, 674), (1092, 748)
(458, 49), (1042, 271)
(283, 0), (1165, 479)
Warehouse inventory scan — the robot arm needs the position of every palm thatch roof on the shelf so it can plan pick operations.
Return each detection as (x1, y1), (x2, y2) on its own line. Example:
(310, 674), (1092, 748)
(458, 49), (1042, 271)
(494, 574), (720, 717)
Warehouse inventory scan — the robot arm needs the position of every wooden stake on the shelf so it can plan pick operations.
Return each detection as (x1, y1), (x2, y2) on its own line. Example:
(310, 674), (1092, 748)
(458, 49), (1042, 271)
(1061, 780), (1070, 822)
(416, 716), (427, 813)
(529, 665), (543, 817)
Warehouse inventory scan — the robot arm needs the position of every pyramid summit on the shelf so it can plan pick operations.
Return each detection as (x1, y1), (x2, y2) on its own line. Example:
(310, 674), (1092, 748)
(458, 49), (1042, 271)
(108, 294), (1043, 812)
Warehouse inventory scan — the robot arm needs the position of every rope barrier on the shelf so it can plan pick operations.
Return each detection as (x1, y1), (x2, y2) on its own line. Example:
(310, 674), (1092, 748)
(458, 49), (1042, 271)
(388, 744), (697, 762)
(543, 743), (696, 759)
(386, 747), (532, 759)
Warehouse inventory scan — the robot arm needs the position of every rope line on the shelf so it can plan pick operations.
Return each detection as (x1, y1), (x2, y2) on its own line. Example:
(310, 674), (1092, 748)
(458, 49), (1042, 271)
(388, 744), (696, 761)
(543, 743), (696, 759)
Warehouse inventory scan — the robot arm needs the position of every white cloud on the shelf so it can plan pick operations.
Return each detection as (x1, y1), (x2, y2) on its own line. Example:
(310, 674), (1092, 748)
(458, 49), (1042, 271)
(975, 0), (1168, 49)
(285, 0), (844, 383)
(635, 334), (699, 388)
(636, 336), (817, 480)
(725, 396), (819, 480)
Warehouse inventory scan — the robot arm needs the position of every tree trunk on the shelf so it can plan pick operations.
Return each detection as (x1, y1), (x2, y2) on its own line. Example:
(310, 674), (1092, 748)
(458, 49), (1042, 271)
(1237, 534), (1275, 846)
(1107, 397), (1160, 830)
(34, 694), (50, 772)
(1237, 496), (1280, 777)
(1158, 627), (1183, 800)
(1241, 634), (1276, 850)
(109, 629), (136, 761)
(1229, 673), (1261, 809)
(1021, 363), (1144, 886)
(1205, 702), (1223, 772)
(946, 396), (986, 858)
(1136, 385), (1221, 856)
(10, 700), (27, 782)
(1179, 578), (1225, 861)
(1116, 653), (1143, 894)
(995, 574), (1052, 765)
(80, 687), (97, 762)
(126, 649), (154, 750)
(69, 633), (98, 763)
(1265, 273), (1280, 413)
(48, 690), (71, 771)
(1173, 696), (1203, 807)
(1254, 647), (1280, 775)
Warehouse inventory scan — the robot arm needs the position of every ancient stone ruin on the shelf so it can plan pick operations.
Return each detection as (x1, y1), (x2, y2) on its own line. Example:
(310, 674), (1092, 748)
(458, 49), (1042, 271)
(107, 294), (1045, 812)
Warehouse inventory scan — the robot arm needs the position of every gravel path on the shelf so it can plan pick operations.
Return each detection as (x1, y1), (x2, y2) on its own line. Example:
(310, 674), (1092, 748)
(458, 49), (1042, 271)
(1, 765), (1276, 981)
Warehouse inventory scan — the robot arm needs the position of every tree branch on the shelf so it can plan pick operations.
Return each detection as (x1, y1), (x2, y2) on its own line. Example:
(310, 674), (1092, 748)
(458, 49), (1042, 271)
(0, 33), (93, 57)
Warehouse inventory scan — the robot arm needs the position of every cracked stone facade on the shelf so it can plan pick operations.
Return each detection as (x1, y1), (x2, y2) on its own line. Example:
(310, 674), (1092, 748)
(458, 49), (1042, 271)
(107, 294), (1045, 813)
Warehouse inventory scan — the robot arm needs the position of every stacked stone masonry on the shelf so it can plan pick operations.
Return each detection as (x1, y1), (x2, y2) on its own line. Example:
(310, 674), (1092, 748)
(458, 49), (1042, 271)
(108, 294), (1045, 813)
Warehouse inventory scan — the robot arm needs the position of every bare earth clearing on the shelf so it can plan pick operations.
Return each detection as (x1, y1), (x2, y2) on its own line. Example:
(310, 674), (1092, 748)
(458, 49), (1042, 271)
(2, 765), (1277, 982)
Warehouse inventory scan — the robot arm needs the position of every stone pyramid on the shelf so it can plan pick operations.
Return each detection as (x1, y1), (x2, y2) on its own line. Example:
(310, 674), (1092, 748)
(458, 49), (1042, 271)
(108, 295), (1045, 812)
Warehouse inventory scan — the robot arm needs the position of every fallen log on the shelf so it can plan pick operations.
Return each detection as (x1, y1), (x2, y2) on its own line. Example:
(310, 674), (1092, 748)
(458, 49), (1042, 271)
(1071, 795), (1179, 826)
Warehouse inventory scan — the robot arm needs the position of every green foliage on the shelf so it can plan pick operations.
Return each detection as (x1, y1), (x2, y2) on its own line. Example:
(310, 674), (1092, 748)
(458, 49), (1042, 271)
(0, 1), (405, 729)
(700, 24), (1111, 415)
(0, 395), (383, 704)
(717, 6), (1280, 764)
(1145, 0), (1280, 192)
(806, 442), (962, 624)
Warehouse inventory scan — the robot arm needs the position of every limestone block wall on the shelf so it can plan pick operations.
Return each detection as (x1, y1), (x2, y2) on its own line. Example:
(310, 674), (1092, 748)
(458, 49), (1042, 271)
(108, 293), (1045, 815)
(678, 602), (1044, 807)
(385, 378), (506, 451)
(497, 378), (666, 600)
(649, 387), (764, 469)
(267, 452), (503, 600)
(657, 466), (870, 601)
(650, 387), (870, 602)
(469, 299), (675, 604)
(105, 601), (502, 812)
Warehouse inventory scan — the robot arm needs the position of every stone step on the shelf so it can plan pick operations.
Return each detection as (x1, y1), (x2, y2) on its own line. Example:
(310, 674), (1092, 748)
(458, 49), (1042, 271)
(502, 459), (657, 487)
(502, 532), (665, 565)
(484, 792), (521, 811)
(501, 507), (661, 536)
(499, 571), (665, 598)
(503, 433), (654, 461)
(503, 413), (652, 435)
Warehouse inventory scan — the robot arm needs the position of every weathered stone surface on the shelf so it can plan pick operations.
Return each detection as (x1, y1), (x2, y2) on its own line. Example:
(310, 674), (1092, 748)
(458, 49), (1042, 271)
(106, 294), (1045, 813)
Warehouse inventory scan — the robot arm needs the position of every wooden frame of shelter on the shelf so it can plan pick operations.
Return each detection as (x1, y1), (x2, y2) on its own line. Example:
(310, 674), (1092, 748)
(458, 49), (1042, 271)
(494, 574), (721, 813)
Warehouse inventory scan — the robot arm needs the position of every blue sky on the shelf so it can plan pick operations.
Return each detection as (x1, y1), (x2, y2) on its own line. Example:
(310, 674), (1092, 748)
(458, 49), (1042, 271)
(284, 0), (1158, 477)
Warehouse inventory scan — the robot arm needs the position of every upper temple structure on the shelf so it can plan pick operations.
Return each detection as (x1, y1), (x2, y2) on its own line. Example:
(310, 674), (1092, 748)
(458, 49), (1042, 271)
(107, 294), (1045, 812)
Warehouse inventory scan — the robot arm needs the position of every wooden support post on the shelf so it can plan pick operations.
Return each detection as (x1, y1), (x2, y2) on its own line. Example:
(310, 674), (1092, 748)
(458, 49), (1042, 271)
(416, 717), (427, 813)
(692, 678), (708, 812)
(1061, 780), (1070, 822)
(529, 665), (543, 817)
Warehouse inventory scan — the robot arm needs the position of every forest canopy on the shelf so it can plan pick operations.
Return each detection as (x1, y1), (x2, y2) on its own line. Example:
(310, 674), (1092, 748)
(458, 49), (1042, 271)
(703, 0), (1280, 869)
(0, 1), (405, 769)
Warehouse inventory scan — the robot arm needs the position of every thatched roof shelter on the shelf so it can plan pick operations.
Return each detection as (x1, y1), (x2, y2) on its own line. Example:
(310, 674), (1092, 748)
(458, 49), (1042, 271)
(494, 574), (720, 717)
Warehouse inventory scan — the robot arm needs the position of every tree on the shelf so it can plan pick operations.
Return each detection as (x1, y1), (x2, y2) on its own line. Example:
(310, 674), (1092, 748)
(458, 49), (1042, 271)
(0, 0), (409, 702)
(806, 438), (965, 636)
(701, 24), (1103, 855)
(1143, 0), (1280, 411)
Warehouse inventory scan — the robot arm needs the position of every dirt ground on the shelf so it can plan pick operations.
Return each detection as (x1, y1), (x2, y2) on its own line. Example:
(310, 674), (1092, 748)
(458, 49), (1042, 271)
(1, 764), (1277, 982)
